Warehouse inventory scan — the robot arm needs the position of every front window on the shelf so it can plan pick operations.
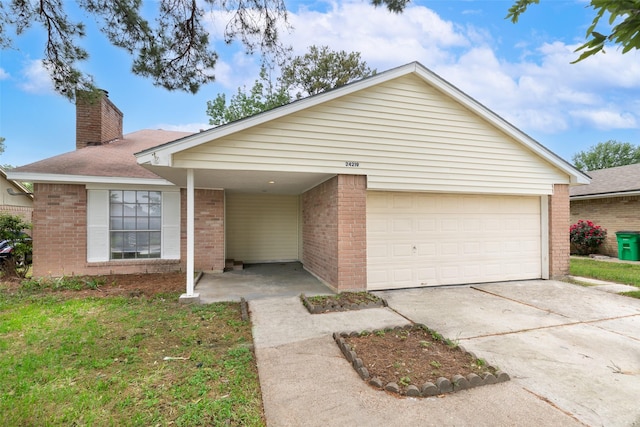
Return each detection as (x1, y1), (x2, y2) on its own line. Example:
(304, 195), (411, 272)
(110, 190), (161, 259)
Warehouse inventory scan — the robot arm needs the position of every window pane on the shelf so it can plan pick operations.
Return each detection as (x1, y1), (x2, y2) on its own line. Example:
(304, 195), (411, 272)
(124, 232), (136, 252)
(110, 218), (123, 230)
(150, 232), (161, 258)
(110, 203), (123, 217)
(136, 191), (149, 203)
(137, 203), (149, 216)
(110, 191), (123, 203)
(136, 217), (149, 229)
(149, 192), (161, 204)
(149, 217), (161, 230)
(111, 232), (123, 251)
(123, 191), (136, 203)
(123, 217), (136, 230)
(149, 203), (161, 217)
(124, 203), (136, 216)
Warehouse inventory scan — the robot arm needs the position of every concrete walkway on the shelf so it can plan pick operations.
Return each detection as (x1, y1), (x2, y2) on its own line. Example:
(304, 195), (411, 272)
(250, 280), (640, 427)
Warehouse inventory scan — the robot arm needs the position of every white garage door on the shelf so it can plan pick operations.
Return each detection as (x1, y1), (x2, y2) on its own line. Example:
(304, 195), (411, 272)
(367, 192), (541, 290)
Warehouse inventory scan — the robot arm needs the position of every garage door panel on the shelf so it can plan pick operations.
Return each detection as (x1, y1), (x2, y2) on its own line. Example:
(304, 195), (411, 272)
(367, 192), (541, 290)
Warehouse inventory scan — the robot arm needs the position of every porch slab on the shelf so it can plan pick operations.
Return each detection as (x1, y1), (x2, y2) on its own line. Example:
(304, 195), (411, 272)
(196, 262), (334, 303)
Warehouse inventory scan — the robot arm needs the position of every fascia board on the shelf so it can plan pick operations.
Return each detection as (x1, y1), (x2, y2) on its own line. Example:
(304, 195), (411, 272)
(6, 171), (174, 186)
(570, 190), (640, 200)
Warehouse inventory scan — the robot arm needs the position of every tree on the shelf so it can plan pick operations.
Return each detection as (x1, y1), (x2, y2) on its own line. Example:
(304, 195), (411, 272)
(206, 65), (290, 126)
(280, 46), (376, 100)
(507, 1), (640, 63)
(572, 140), (640, 171)
(0, 0), (401, 100)
(206, 46), (376, 125)
(0, 137), (5, 156)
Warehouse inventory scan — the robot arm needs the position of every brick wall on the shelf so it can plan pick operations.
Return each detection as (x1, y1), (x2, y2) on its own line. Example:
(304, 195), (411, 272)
(181, 189), (225, 272)
(336, 175), (367, 290)
(570, 195), (640, 257)
(549, 184), (570, 278)
(33, 184), (183, 277)
(76, 91), (123, 149)
(0, 206), (33, 223)
(32, 183), (87, 276)
(302, 177), (338, 287)
(302, 175), (367, 291)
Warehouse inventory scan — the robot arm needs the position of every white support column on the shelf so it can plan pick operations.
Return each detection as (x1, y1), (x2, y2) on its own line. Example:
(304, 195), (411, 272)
(180, 168), (200, 303)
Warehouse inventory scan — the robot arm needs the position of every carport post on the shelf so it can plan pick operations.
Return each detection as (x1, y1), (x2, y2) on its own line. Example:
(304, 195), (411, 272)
(180, 168), (199, 303)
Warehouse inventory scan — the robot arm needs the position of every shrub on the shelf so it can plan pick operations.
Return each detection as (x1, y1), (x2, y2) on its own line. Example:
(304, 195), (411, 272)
(0, 213), (32, 278)
(570, 220), (607, 255)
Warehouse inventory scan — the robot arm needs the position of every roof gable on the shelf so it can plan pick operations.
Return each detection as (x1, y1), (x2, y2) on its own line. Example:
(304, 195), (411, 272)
(137, 62), (588, 187)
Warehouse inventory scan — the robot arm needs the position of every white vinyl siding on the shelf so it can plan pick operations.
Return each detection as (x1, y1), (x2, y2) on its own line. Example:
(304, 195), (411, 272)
(225, 193), (299, 263)
(173, 74), (568, 196)
(367, 192), (542, 290)
(86, 189), (180, 262)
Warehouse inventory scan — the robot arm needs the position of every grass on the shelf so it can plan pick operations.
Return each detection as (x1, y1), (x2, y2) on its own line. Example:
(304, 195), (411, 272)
(0, 289), (264, 426)
(570, 257), (640, 288)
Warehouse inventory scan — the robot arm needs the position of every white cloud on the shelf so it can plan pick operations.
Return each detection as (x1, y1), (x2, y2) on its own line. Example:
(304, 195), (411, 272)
(200, 1), (640, 136)
(570, 109), (637, 130)
(0, 68), (9, 80)
(18, 59), (55, 94)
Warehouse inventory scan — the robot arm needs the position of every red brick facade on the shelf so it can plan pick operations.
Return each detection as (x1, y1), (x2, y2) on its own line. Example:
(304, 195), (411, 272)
(76, 91), (123, 149)
(33, 183), (182, 276)
(32, 183), (87, 276)
(302, 175), (367, 291)
(180, 189), (225, 272)
(570, 195), (640, 257)
(549, 184), (570, 278)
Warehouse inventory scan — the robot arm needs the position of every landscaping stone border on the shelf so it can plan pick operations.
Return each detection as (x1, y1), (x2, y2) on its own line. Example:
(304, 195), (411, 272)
(300, 293), (387, 314)
(332, 324), (510, 397)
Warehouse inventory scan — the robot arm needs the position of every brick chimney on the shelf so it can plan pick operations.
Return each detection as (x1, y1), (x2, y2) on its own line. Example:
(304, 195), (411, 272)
(76, 90), (123, 150)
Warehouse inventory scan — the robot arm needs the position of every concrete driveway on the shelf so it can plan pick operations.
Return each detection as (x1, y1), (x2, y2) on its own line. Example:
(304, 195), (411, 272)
(251, 280), (640, 427)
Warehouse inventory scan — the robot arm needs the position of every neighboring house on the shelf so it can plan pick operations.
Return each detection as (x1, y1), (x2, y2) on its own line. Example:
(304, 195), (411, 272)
(570, 163), (640, 257)
(9, 62), (589, 301)
(0, 167), (34, 223)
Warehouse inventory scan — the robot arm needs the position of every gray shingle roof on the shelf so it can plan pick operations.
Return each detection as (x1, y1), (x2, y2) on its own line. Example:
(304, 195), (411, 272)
(12, 129), (192, 179)
(570, 163), (640, 197)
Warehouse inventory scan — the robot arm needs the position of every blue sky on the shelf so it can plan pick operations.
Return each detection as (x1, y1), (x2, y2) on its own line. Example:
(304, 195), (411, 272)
(1, 0), (640, 167)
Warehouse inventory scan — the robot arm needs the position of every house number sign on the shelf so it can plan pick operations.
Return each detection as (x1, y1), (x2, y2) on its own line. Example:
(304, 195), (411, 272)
(345, 161), (360, 167)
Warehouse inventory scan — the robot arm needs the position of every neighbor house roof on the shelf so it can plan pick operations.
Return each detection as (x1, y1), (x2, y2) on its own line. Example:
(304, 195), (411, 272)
(8, 129), (193, 185)
(570, 163), (640, 199)
(0, 167), (34, 199)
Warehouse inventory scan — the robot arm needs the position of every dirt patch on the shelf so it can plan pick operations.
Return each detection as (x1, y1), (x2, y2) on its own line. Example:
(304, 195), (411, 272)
(1, 272), (186, 298)
(338, 324), (508, 397)
(301, 292), (386, 313)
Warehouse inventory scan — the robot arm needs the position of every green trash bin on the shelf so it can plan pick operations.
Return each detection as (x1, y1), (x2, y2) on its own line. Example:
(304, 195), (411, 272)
(615, 231), (640, 261)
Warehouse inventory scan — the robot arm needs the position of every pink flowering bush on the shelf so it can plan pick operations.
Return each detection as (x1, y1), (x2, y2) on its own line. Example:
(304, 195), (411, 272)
(570, 220), (607, 255)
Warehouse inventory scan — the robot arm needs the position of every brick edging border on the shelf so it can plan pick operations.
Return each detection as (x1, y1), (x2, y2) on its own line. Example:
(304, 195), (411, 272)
(300, 293), (387, 314)
(333, 325), (510, 397)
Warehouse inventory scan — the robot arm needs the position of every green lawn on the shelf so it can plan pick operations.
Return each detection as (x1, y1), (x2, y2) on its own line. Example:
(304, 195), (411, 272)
(570, 257), (640, 288)
(0, 287), (264, 426)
